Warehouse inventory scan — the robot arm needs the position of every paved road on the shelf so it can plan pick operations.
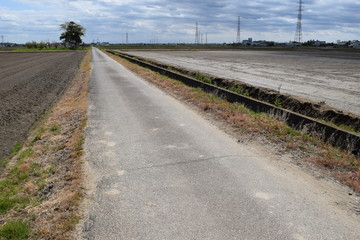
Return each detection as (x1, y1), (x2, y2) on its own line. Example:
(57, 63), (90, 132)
(81, 48), (360, 239)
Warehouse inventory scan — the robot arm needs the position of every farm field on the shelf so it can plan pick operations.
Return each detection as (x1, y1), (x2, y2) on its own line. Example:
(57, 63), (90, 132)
(126, 50), (360, 116)
(0, 51), (86, 160)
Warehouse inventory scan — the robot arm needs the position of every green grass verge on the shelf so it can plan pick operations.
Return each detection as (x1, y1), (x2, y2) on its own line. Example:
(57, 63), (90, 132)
(0, 221), (29, 240)
(0, 143), (22, 170)
(0, 148), (36, 216)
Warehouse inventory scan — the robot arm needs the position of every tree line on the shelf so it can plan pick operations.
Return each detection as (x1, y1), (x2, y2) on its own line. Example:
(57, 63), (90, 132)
(25, 41), (59, 49)
(25, 21), (85, 50)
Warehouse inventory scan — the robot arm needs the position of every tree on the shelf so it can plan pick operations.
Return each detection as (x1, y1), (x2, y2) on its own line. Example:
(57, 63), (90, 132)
(303, 40), (316, 46)
(25, 41), (34, 49)
(25, 41), (38, 49)
(59, 21), (85, 49)
(38, 41), (46, 50)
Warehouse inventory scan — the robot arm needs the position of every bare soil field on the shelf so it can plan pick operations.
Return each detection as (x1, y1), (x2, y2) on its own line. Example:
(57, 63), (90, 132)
(0, 51), (86, 160)
(126, 50), (360, 117)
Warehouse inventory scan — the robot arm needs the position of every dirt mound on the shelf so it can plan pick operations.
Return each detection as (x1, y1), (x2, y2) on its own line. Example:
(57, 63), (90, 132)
(0, 51), (86, 160)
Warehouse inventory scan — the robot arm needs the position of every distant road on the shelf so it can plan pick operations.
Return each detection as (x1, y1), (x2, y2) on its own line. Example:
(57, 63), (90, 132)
(82, 48), (360, 239)
(126, 50), (360, 116)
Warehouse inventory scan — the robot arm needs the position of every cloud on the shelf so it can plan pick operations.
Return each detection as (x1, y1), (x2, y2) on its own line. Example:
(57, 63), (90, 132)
(1, 0), (359, 43)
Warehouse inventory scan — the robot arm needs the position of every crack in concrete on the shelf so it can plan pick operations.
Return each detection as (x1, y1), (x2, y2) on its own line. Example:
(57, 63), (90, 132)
(124, 154), (258, 172)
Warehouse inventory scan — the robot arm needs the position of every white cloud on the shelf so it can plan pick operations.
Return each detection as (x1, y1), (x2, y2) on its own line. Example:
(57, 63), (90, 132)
(1, 0), (359, 43)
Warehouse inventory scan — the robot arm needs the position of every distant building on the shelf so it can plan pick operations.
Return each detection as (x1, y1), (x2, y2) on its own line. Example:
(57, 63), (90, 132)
(349, 40), (360, 48)
(336, 41), (348, 46)
(314, 40), (326, 47)
(288, 42), (302, 47)
(252, 41), (267, 47)
(0, 42), (19, 48)
(242, 38), (253, 45)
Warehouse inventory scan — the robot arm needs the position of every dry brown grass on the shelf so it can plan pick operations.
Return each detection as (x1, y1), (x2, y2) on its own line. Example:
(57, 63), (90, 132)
(105, 51), (360, 193)
(29, 51), (91, 239)
(0, 50), (91, 239)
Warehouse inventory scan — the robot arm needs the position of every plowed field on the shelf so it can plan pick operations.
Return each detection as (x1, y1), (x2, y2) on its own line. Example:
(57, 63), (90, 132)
(0, 51), (86, 160)
(126, 50), (360, 116)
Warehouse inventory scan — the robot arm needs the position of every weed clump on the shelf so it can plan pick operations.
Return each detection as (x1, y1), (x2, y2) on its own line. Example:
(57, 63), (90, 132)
(0, 221), (29, 240)
(195, 72), (214, 84)
(49, 125), (61, 133)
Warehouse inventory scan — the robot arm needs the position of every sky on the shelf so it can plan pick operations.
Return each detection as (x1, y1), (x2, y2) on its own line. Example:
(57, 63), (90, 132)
(0, 0), (359, 44)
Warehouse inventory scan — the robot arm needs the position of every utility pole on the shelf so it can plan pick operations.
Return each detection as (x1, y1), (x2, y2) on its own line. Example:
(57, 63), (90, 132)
(126, 33), (128, 44)
(294, 0), (303, 43)
(1, 35), (4, 47)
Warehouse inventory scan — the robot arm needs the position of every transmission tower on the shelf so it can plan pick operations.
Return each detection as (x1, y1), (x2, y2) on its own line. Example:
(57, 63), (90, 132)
(195, 22), (200, 44)
(236, 16), (241, 43)
(294, 0), (303, 43)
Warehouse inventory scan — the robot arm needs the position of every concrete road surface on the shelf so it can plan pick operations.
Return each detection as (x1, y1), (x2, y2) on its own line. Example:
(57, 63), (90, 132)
(80, 48), (360, 239)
